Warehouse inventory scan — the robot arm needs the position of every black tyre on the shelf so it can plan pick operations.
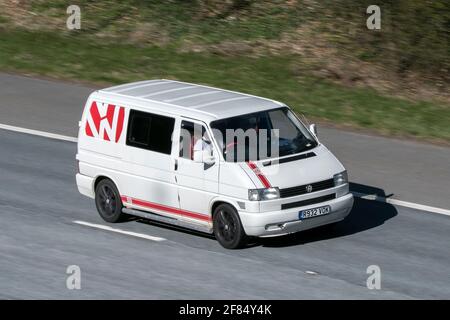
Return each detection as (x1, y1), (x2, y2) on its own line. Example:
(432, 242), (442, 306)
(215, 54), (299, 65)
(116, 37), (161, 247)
(95, 179), (125, 223)
(213, 203), (247, 249)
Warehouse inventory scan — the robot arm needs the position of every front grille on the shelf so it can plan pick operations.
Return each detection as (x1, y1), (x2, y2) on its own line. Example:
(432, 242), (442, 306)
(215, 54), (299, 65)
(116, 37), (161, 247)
(279, 178), (334, 198)
(281, 194), (336, 210)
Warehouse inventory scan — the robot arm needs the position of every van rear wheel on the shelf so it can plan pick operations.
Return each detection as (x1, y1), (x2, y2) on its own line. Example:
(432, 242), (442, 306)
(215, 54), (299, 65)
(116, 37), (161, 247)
(95, 179), (125, 223)
(213, 204), (247, 249)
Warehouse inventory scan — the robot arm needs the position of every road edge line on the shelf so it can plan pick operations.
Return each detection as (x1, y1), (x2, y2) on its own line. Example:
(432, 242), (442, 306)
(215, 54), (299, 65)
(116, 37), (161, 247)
(352, 192), (450, 217)
(0, 123), (77, 142)
(73, 220), (166, 242)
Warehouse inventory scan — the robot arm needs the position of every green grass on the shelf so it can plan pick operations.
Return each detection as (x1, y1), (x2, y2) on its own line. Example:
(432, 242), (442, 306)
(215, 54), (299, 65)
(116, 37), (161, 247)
(0, 30), (449, 142)
(29, 0), (305, 43)
(0, 14), (9, 24)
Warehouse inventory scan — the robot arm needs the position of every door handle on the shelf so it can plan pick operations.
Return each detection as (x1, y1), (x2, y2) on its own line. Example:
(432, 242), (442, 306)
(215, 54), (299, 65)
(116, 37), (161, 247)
(174, 159), (178, 171)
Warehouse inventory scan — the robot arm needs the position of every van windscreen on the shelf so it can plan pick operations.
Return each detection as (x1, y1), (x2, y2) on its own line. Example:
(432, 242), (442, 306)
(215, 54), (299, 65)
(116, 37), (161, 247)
(210, 107), (317, 162)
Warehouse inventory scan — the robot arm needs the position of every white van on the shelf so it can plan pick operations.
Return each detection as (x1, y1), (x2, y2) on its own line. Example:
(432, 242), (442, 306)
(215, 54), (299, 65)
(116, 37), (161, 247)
(76, 80), (353, 249)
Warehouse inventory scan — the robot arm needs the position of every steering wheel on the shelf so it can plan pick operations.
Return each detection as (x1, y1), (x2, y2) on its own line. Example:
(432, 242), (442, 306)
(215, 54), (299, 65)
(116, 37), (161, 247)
(224, 141), (237, 155)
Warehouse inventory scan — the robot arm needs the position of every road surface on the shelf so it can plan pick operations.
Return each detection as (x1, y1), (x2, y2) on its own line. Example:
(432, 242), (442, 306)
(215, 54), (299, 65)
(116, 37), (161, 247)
(0, 73), (449, 299)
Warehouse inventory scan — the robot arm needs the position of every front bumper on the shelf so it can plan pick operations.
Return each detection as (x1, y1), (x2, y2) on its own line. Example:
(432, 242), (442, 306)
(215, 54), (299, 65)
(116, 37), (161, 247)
(239, 193), (354, 237)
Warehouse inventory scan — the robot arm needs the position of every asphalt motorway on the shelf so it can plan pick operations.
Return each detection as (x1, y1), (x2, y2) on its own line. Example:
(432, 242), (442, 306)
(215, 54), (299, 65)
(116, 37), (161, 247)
(0, 73), (449, 299)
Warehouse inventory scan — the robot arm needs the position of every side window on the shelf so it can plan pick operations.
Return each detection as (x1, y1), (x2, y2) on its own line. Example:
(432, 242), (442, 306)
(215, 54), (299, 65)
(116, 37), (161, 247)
(127, 110), (175, 155)
(127, 110), (152, 147)
(179, 120), (207, 160)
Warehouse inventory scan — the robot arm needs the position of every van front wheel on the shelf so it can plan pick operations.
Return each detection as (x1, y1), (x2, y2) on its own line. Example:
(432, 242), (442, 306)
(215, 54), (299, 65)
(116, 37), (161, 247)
(95, 179), (125, 223)
(213, 204), (247, 249)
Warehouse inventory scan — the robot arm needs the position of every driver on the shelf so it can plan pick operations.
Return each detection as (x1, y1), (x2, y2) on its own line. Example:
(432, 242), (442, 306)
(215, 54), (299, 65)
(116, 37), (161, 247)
(193, 130), (213, 161)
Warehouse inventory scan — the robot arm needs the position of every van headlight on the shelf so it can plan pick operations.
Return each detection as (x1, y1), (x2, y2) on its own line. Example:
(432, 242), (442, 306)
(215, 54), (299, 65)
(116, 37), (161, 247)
(248, 187), (280, 201)
(334, 171), (348, 186)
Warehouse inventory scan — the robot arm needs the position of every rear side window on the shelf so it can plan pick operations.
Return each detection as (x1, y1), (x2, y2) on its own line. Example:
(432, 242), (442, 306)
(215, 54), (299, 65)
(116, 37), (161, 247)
(126, 110), (174, 155)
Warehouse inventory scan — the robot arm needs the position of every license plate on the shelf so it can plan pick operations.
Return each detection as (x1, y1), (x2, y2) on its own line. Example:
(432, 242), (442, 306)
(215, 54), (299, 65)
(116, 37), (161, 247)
(299, 205), (331, 219)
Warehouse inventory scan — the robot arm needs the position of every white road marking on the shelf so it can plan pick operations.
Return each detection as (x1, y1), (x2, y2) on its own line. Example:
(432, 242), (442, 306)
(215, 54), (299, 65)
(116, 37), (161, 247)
(0, 123), (77, 142)
(305, 270), (319, 275)
(1, 123), (449, 218)
(352, 192), (450, 217)
(73, 220), (166, 242)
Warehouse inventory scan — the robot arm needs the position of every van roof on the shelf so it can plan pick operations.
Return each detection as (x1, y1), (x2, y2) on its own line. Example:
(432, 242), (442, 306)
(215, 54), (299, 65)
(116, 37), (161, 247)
(97, 79), (284, 122)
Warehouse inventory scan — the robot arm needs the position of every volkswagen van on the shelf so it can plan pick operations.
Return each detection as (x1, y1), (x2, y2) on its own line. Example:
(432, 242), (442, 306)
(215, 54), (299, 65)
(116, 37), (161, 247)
(76, 80), (353, 249)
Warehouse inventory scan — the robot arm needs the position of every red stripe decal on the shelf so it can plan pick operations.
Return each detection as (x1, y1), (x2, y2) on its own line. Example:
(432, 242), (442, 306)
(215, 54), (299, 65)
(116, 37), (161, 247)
(246, 161), (272, 188)
(121, 196), (211, 222)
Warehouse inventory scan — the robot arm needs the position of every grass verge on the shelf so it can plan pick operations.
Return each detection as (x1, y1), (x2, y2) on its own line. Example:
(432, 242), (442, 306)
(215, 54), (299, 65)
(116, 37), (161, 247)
(0, 30), (448, 143)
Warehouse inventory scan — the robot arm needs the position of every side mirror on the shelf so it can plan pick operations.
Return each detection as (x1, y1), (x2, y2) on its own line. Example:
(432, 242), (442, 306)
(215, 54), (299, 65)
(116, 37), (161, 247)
(309, 123), (318, 137)
(193, 149), (215, 165)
